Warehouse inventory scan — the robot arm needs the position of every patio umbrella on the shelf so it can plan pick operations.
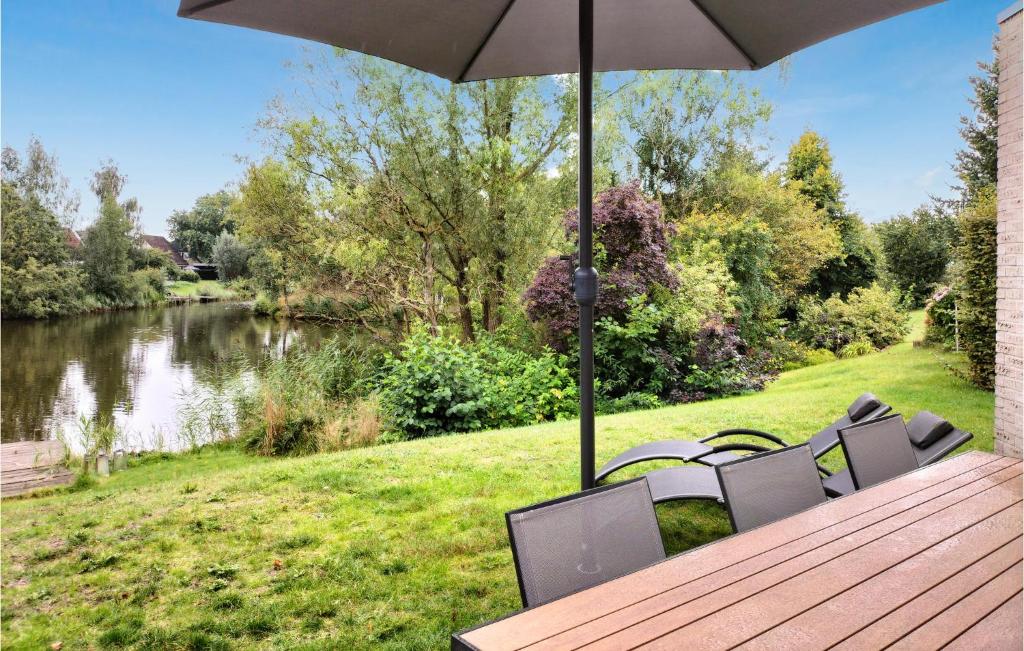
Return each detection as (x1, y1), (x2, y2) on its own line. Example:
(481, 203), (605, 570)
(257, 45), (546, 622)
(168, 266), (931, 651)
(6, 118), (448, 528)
(178, 0), (944, 490)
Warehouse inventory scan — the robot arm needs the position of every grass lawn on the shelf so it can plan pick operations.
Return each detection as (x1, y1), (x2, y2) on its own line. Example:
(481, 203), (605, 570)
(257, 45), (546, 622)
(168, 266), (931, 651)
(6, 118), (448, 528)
(166, 280), (236, 300)
(0, 314), (994, 650)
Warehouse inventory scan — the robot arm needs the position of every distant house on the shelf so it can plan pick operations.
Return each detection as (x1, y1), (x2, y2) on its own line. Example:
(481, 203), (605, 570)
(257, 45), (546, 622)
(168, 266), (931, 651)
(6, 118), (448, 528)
(141, 235), (188, 268)
(63, 227), (82, 250)
(188, 263), (219, 281)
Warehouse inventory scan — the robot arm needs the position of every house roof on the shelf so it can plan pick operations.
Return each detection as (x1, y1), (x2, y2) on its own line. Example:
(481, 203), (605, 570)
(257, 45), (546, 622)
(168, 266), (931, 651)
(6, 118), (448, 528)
(63, 228), (82, 249)
(142, 235), (188, 266)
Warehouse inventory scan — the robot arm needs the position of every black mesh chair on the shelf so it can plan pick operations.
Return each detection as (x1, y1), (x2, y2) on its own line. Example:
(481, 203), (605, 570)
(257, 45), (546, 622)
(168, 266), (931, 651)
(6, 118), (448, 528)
(823, 411), (973, 497)
(715, 444), (828, 533)
(505, 477), (665, 607)
(595, 393), (891, 483)
(837, 413), (920, 491)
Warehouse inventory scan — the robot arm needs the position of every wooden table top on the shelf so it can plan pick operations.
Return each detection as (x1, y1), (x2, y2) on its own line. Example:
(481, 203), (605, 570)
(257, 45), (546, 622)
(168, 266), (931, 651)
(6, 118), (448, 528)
(454, 451), (1023, 650)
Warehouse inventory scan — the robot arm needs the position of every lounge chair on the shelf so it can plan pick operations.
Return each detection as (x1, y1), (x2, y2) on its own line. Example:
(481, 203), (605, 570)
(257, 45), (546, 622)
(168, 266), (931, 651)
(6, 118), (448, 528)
(505, 477), (665, 607)
(715, 445), (828, 532)
(595, 393), (890, 483)
(823, 411), (973, 497)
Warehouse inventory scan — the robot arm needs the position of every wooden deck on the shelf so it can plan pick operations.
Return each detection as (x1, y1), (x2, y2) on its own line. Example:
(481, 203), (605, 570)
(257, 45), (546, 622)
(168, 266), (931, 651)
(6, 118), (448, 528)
(1, 440), (74, 497)
(454, 451), (1023, 650)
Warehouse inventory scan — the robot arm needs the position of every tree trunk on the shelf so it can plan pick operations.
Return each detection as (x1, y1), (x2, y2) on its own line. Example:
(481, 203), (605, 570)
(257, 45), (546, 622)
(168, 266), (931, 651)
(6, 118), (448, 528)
(455, 265), (475, 342)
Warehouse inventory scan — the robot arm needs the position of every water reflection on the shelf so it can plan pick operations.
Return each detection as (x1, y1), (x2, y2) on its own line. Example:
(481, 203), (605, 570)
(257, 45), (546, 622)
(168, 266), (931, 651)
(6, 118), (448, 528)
(1, 303), (335, 449)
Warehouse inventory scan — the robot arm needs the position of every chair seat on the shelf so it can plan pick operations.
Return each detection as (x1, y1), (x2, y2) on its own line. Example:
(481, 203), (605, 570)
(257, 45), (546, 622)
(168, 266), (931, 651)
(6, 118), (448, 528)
(822, 469), (855, 498)
(645, 466), (724, 504)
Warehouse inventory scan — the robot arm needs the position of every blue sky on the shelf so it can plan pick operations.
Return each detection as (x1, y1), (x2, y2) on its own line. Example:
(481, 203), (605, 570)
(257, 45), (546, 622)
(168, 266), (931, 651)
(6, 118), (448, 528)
(1, 0), (1009, 235)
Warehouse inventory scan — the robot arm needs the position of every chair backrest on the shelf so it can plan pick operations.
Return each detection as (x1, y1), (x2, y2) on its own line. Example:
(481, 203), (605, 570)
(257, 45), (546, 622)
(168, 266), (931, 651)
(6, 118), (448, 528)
(807, 393), (891, 458)
(505, 477), (665, 607)
(715, 444), (828, 533)
(838, 413), (919, 490)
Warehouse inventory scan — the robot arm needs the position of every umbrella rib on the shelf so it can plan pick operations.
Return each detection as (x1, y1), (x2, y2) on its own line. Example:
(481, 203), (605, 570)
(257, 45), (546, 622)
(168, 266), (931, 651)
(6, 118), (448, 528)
(178, 0), (236, 18)
(689, 0), (757, 70)
(455, 0), (519, 83)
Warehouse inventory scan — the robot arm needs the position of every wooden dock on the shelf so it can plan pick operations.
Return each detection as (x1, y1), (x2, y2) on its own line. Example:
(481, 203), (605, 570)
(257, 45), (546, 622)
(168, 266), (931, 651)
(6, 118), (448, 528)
(1, 440), (74, 497)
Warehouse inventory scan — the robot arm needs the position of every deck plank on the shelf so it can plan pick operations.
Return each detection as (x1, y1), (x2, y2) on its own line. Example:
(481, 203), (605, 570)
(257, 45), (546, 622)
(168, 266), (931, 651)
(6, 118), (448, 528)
(888, 564), (1023, 650)
(460, 452), (1003, 651)
(737, 540), (1023, 649)
(829, 540), (1022, 650)
(1, 440), (73, 496)
(943, 590), (1024, 651)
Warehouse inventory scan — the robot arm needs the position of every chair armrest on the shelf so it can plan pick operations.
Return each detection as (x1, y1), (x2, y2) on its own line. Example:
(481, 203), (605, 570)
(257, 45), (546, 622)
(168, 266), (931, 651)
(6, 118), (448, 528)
(699, 428), (789, 447)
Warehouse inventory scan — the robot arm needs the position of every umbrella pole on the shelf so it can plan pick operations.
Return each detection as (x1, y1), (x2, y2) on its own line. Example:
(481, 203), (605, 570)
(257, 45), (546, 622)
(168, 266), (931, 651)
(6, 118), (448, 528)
(576, 0), (597, 491)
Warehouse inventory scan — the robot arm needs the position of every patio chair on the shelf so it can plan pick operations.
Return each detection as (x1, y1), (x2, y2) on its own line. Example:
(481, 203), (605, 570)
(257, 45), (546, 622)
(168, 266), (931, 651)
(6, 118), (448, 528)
(595, 392), (890, 483)
(715, 445), (828, 533)
(822, 411), (973, 497)
(506, 477), (665, 607)
(836, 413), (919, 491)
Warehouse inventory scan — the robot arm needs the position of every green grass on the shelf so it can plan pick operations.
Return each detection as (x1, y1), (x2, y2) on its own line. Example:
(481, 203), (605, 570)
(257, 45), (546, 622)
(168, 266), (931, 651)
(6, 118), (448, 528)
(1, 316), (993, 649)
(166, 280), (236, 299)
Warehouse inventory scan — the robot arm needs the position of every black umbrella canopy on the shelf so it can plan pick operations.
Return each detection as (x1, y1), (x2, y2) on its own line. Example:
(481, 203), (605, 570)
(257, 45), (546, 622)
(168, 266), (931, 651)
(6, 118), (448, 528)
(178, 0), (944, 491)
(179, 0), (941, 81)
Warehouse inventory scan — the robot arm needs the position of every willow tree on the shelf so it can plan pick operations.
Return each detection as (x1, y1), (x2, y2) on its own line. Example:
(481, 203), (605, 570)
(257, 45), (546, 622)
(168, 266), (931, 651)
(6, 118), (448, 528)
(617, 70), (772, 220)
(259, 51), (575, 340)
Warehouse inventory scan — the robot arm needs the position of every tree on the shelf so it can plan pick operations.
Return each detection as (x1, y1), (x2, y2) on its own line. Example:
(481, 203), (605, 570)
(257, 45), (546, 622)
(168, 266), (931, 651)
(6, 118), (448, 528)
(952, 48), (998, 205)
(1, 183), (69, 269)
(168, 191), (235, 262)
(785, 131), (877, 299)
(232, 161), (318, 313)
(620, 70), (772, 219)
(0, 182), (85, 318)
(82, 197), (135, 302)
(691, 165), (842, 301)
(259, 50), (574, 339)
(1, 137), (80, 224)
(524, 183), (676, 345)
(90, 160), (142, 229)
(875, 205), (957, 306)
(211, 231), (250, 280)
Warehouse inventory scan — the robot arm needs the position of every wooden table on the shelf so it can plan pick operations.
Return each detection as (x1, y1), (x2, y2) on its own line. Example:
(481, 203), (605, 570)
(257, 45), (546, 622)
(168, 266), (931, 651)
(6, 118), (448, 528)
(454, 451), (1023, 650)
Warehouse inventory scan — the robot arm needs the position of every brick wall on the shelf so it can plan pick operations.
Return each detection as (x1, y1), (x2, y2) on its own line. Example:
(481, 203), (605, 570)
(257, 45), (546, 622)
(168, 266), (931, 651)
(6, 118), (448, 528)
(996, 3), (1023, 458)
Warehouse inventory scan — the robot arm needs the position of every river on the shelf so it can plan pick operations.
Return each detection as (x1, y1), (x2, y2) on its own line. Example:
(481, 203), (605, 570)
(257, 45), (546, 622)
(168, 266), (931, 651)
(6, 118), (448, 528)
(2, 302), (337, 451)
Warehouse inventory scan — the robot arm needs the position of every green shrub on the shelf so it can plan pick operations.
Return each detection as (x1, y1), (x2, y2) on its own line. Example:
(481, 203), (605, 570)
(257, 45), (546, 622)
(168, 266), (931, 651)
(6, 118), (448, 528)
(791, 283), (908, 353)
(764, 338), (809, 372)
(789, 296), (851, 352)
(252, 293), (279, 317)
(956, 188), (997, 389)
(0, 259), (86, 319)
(131, 268), (166, 304)
(839, 339), (874, 359)
(842, 284), (910, 349)
(804, 348), (837, 366)
(376, 328), (578, 440)
(376, 329), (492, 439)
(178, 269), (201, 283)
(596, 392), (662, 415)
(474, 336), (578, 425)
(924, 288), (958, 348)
